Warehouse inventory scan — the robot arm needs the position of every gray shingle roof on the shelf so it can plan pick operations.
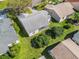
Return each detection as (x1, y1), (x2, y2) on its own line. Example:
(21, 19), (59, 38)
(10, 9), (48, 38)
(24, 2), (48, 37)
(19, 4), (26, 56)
(0, 15), (18, 54)
(49, 38), (79, 59)
(45, 2), (74, 18)
(17, 10), (50, 35)
(72, 31), (79, 45)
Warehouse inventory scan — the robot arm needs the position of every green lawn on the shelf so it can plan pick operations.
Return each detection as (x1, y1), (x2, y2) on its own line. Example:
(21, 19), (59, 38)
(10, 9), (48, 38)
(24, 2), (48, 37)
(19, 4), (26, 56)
(0, 1), (79, 58)
(0, 0), (8, 9)
(0, 18), (79, 59)
(12, 19), (79, 59)
(0, 0), (78, 59)
(0, 14), (79, 59)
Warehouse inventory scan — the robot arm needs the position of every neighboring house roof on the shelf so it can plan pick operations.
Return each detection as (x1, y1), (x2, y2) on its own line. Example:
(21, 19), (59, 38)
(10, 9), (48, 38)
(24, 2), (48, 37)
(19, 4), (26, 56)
(45, 2), (74, 18)
(17, 10), (50, 36)
(65, 0), (79, 2)
(72, 31), (79, 45)
(0, 15), (18, 54)
(49, 38), (79, 59)
(65, 0), (79, 11)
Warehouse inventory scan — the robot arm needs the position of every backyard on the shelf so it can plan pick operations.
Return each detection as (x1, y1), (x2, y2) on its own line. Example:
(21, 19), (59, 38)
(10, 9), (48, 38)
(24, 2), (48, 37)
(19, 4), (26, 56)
(11, 18), (79, 59)
(0, 14), (79, 59)
(0, 0), (79, 59)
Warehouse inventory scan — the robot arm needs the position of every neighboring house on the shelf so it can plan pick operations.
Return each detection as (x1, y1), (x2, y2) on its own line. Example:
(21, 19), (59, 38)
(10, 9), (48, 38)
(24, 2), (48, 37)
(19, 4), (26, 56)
(17, 10), (51, 36)
(0, 15), (18, 55)
(49, 38), (79, 59)
(72, 31), (79, 45)
(45, 2), (74, 22)
(32, 0), (42, 7)
(65, 0), (79, 11)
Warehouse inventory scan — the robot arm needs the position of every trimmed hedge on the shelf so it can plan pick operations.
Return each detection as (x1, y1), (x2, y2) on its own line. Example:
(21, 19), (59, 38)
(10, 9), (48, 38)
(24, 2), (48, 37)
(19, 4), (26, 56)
(31, 35), (49, 48)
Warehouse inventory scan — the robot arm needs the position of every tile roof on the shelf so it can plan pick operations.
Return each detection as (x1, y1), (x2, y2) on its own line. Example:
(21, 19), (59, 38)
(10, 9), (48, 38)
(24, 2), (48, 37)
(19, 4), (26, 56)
(49, 38), (79, 59)
(45, 2), (74, 18)
(46, 2), (74, 18)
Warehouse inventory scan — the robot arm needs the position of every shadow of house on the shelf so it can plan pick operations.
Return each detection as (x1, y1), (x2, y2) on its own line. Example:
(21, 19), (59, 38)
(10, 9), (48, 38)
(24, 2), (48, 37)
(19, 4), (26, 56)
(51, 17), (58, 23)
(14, 17), (28, 37)
(41, 42), (60, 59)
(9, 14), (28, 37)
(64, 30), (78, 39)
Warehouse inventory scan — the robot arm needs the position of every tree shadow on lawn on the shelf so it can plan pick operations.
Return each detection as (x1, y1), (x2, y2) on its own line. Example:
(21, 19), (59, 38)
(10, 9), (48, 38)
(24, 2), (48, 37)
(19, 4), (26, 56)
(19, 29), (28, 37)
(64, 30), (78, 39)
(12, 17), (28, 37)
(41, 42), (60, 59)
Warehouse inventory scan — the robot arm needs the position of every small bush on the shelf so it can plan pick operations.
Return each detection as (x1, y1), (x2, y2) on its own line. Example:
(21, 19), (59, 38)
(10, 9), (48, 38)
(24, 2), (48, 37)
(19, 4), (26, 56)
(63, 25), (71, 29)
(52, 26), (64, 38)
(7, 43), (20, 58)
(31, 35), (49, 48)
(24, 8), (32, 14)
(46, 26), (64, 38)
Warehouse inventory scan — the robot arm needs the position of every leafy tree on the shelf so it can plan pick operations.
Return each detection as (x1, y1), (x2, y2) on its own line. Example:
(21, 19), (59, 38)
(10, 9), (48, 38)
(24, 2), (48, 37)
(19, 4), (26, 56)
(46, 26), (64, 38)
(0, 54), (11, 59)
(7, 0), (32, 14)
(52, 26), (64, 38)
(32, 35), (49, 48)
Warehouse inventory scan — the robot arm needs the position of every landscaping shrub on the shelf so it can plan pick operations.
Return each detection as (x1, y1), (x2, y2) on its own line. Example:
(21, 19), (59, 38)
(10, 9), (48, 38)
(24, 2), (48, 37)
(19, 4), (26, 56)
(31, 35), (49, 48)
(0, 54), (11, 59)
(69, 12), (79, 23)
(7, 43), (20, 58)
(45, 29), (55, 38)
(51, 26), (64, 38)
(34, 1), (48, 10)
(46, 26), (64, 38)
(63, 25), (71, 29)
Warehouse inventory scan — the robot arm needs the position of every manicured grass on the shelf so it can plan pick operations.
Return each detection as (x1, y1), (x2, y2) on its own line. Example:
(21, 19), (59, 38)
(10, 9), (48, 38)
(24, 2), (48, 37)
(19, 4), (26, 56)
(0, 16), (79, 59)
(0, 0), (78, 59)
(0, 0), (8, 9)
(0, 19), (79, 59)
(12, 19), (79, 59)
